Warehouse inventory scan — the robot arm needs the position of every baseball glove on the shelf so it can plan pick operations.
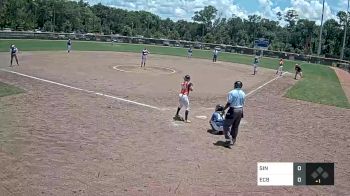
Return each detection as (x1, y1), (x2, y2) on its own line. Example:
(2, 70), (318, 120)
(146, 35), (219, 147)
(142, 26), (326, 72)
(187, 82), (193, 94)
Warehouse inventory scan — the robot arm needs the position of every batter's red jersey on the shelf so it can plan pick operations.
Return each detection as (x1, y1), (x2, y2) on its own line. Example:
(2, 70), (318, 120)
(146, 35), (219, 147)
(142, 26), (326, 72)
(180, 81), (190, 95)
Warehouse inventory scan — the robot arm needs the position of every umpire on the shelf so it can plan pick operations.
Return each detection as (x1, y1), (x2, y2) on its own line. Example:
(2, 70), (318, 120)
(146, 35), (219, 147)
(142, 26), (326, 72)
(222, 81), (246, 147)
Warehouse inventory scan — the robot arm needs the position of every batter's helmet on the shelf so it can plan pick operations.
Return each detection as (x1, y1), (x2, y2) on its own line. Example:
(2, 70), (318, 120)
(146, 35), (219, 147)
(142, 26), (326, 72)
(215, 104), (224, 112)
(234, 81), (243, 89)
(184, 75), (191, 81)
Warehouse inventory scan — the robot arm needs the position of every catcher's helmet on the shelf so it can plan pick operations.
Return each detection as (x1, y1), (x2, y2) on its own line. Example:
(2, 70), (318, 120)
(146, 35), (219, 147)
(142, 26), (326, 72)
(184, 75), (191, 81)
(215, 104), (224, 112)
(234, 81), (243, 89)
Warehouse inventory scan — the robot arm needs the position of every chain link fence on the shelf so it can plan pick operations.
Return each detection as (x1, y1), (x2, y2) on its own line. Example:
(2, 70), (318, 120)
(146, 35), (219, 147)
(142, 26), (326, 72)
(1, 31), (349, 72)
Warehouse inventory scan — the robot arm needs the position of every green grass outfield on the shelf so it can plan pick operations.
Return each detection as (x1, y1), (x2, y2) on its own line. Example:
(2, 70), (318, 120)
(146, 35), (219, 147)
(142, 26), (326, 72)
(0, 39), (349, 108)
(0, 81), (24, 97)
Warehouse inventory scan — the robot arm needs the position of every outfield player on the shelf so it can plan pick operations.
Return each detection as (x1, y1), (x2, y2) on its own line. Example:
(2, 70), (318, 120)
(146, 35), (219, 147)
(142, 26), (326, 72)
(253, 55), (259, 75)
(10, 45), (19, 66)
(188, 47), (193, 58)
(213, 49), (219, 62)
(209, 104), (225, 134)
(174, 75), (193, 123)
(67, 39), (72, 53)
(222, 81), (245, 147)
(141, 48), (149, 68)
(276, 58), (284, 76)
(294, 63), (303, 79)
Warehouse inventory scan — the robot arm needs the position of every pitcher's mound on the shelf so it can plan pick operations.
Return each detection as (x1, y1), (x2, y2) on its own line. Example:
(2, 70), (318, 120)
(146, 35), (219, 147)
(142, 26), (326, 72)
(113, 65), (176, 75)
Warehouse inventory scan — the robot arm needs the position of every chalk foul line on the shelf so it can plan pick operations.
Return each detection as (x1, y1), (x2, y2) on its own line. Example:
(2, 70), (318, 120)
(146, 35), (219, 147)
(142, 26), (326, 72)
(0, 68), (162, 111)
(0, 69), (289, 112)
(201, 71), (290, 110)
(246, 71), (289, 97)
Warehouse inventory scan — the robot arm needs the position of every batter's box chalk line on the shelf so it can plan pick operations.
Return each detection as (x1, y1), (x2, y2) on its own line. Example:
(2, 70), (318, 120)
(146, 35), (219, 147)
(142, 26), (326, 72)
(195, 115), (208, 119)
(171, 121), (184, 127)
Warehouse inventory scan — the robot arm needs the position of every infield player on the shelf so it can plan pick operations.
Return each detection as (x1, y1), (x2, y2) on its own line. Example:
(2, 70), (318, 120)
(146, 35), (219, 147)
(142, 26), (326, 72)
(209, 104), (225, 134)
(294, 63), (303, 79)
(67, 39), (72, 53)
(222, 81), (245, 147)
(213, 49), (219, 62)
(141, 48), (149, 68)
(188, 47), (193, 58)
(276, 58), (284, 76)
(174, 75), (193, 123)
(253, 55), (259, 75)
(10, 45), (19, 67)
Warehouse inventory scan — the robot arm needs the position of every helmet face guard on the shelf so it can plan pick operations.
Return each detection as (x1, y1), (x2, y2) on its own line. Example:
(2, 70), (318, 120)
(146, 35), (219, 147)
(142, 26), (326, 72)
(215, 104), (224, 112)
(234, 81), (243, 89)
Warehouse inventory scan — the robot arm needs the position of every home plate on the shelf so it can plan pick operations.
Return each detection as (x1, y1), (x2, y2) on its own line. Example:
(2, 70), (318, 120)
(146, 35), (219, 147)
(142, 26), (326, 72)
(196, 115), (207, 120)
(240, 119), (248, 125)
(171, 121), (183, 127)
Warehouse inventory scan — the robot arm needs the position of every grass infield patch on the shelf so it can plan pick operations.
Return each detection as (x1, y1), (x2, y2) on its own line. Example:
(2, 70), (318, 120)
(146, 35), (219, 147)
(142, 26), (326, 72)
(0, 39), (349, 108)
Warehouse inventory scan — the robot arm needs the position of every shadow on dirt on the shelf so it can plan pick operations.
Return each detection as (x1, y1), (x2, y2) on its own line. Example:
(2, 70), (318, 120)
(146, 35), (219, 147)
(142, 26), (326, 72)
(213, 141), (231, 149)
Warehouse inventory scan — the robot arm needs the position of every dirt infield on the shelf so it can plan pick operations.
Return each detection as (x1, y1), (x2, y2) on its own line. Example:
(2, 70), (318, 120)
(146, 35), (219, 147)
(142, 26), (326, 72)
(0, 51), (349, 195)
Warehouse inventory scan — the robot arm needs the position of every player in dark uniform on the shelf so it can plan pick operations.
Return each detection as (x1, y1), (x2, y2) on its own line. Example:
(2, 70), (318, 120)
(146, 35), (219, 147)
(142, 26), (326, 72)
(187, 47), (193, 58)
(67, 39), (72, 53)
(294, 64), (303, 80)
(213, 49), (219, 62)
(10, 45), (19, 66)
(253, 56), (259, 75)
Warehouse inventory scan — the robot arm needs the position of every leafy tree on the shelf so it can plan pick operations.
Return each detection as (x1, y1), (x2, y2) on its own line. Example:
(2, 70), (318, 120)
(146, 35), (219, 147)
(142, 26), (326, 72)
(284, 9), (299, 28)
(192, 5), (217, 40)
(0, 1), (348, 59)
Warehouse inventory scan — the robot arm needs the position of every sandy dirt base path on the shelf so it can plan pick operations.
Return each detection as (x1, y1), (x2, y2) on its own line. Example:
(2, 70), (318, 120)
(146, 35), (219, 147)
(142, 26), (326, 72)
(333, 67), (350, 102)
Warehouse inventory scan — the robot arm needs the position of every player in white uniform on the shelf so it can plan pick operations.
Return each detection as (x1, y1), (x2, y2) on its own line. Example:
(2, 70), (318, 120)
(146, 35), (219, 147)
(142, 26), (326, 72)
(174, 75), (193, 123)
(141, 48), (149, 68)
(276, 58), (284, 76)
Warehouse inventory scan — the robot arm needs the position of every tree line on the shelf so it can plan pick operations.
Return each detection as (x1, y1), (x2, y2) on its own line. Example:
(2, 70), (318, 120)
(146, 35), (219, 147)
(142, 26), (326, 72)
(0, 0), (349, 59)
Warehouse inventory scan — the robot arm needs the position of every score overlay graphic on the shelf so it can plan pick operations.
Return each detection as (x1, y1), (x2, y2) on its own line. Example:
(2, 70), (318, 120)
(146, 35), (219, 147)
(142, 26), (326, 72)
(257, 162), (334, 186)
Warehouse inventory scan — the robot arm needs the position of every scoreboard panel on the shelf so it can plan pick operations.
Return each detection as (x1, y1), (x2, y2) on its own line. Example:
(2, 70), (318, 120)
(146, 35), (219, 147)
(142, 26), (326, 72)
(257, 162), (334, 186)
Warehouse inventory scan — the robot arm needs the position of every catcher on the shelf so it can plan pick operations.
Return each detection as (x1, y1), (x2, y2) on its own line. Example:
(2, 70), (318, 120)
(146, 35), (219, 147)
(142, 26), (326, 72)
(174, 75), (193, 123)
(209, 104), (225, 134)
